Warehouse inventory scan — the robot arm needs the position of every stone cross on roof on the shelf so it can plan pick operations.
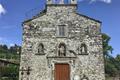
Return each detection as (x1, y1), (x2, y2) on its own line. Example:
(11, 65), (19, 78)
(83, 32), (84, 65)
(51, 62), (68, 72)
(47, 0), (77, 5)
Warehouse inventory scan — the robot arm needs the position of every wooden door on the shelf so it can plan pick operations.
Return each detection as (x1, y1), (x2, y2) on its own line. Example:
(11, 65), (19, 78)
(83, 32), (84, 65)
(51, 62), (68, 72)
(55, 63), (70, 80)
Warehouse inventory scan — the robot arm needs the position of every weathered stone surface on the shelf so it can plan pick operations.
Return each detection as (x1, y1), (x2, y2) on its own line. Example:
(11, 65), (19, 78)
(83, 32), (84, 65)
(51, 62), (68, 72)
(19, 1), (105, 80)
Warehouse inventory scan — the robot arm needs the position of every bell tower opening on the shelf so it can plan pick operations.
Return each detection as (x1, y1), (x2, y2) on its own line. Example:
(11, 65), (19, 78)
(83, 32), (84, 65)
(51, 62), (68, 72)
(47, 0), (77, 5)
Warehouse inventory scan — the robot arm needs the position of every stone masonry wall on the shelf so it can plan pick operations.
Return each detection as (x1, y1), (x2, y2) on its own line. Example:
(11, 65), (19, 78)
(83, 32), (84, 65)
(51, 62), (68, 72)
(19, 5), (105, 80)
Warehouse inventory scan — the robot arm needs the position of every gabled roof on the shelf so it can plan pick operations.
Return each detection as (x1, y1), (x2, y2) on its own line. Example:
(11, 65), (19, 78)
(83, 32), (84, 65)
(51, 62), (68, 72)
(22, 8), (101, 25)
(22, 9), (47, 25)
(76, 12), (102, 23)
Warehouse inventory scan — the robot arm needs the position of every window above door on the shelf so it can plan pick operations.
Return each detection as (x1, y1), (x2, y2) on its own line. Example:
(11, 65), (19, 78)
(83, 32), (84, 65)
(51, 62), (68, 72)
(56, 24), (68, 37)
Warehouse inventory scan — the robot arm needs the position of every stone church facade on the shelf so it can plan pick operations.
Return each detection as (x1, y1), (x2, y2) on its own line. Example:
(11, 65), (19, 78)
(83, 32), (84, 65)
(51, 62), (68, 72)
(19, 0), (105, 80)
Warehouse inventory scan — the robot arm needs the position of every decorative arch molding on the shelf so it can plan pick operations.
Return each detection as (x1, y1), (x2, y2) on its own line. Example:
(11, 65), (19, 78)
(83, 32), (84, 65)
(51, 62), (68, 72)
(35, 43), (45, 55)
(58, 43), (66, 57)
(78, 43), (88, 55)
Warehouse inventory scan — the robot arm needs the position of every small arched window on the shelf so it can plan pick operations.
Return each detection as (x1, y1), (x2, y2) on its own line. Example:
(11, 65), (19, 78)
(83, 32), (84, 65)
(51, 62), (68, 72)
(58, 43), (66, 56)
(38, 43), (44, 55)
(80, 43), (87, 54)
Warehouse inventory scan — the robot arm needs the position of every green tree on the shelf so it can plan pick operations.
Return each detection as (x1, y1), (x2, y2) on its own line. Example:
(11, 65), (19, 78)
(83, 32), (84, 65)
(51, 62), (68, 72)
(102, 33), (116, 76)
(2, 45), (8, 50)
(102, 33), (120, 78)
(115, 54), (120, 77)
(9, 44), (20, 54)
(105, 56), (118, 77)
(102, 33), (113, 58)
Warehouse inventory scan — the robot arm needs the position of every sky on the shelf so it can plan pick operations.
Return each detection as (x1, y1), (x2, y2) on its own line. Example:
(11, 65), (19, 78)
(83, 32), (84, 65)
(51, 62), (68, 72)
(0, 0), (120, 57)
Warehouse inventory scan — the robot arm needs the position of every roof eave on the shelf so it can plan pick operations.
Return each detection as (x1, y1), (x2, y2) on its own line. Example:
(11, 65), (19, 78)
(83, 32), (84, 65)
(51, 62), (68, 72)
(22, 9), (47, 26)
(76, 12), (102, 23)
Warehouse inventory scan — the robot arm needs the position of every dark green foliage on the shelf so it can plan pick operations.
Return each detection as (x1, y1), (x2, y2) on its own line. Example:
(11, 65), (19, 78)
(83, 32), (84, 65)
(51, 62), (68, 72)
(114, 55), (120, 76)
(102, 33), (120, 78)
(0, 44), (20, 80)
(0, 44), (21, 54)
(0, 45), (9, 54)
(102, 33), (113, 57)
(2, 45), (8, 50)
(0, 65), (19, 80)
(0, 44), (21, 59)
(0, 66), (19, 77)
(105, 55), (120, 78)
(105, 57), (118, 76)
